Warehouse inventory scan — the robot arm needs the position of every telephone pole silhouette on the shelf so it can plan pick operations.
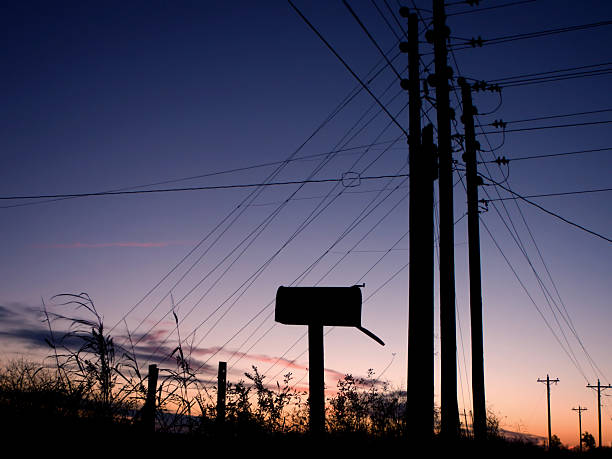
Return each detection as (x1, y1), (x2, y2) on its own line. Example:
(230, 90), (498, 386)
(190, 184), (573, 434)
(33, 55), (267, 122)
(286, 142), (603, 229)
(538, 375), (559, 448)
(401, 8), (436, 439)
(459, 77), (487, 441)
(572, 406), (587, 451)
(431, 0), (459, 439)
(586, 379), (612, 448)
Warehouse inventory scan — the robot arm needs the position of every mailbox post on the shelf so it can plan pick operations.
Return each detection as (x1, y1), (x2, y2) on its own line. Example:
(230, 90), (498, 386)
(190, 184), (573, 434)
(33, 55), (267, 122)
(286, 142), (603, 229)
(308, 321), (325, 434)
(275, 285), (384, 435)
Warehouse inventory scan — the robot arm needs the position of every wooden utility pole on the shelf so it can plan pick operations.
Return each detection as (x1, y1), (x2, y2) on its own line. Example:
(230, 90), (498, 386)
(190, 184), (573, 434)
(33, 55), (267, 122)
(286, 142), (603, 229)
(143, 363), (159, 433)
(586, 379), (612, 447)
(459, 78), (487, 441)
(308, 323), (325, 435)
(400, 8), (435, 439)
(538, 375), (559, 448)
(572, 406), (588, 451)
(216, 361), (227, 425)
(432, 0), (459, 438)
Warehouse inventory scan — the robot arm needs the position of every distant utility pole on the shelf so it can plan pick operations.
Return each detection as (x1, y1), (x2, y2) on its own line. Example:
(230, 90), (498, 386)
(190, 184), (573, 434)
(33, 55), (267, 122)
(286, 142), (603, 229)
(572, 406), (588, 452)
(586, 379), (612, 448)
(538, 374), (559, 448)
(400, 7), (435, 439)
(459, 77), (487, 441)
(431, 0), (459, 438)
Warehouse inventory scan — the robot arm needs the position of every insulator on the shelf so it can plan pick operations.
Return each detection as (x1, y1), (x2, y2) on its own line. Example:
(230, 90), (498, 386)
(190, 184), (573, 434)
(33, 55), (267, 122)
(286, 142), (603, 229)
(399, 6), (410, 18)
(399, 42), (410, 53)
(400, 79), (410, 90)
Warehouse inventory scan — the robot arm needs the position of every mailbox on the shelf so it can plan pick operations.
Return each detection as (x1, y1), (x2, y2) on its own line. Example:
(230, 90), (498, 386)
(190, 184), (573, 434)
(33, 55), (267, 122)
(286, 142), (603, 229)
(274, 284), (384, 435)
(275, 285), (384, 345)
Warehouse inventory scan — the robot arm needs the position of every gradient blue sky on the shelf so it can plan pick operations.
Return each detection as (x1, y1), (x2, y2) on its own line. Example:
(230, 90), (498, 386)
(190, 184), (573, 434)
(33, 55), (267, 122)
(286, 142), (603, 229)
(1, 0), (611, 446)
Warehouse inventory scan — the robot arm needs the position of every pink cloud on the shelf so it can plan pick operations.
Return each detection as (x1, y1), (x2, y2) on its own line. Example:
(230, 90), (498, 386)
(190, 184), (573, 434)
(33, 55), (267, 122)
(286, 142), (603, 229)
(34, 241), (192, 249)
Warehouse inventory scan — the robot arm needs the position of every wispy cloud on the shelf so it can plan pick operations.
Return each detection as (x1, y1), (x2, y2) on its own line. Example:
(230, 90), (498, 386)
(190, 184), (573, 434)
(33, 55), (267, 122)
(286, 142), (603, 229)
(33, 241), (192, 249)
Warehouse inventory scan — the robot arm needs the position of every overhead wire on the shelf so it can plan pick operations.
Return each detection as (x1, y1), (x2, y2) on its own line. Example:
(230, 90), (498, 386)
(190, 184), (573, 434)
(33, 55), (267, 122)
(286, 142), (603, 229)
(447, 23), (598, 382)
(479, 174), (612, 244)
(481, 187), (612, 202)
(477, 119), (612, 135)
(343, 0), (404, 81)
(476, 108), (612, 127)
(288, 0), (408, 136)
(0, 173), (410, 202)
(445, 0), (539, 17)
(144, 70), (412, 367)
(149, 7), (416, 374)
(449, 20), (612, 51)
(110, 37), (409, 339)
(131, 46), (412, 369)
(144, 85), (410, 370)
(479, 146), (612, 164)
(370, 0), (402, 41)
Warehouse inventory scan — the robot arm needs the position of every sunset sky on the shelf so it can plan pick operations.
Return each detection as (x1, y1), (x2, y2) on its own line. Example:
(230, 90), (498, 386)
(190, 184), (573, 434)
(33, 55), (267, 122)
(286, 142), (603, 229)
(1, 0), (611, 447)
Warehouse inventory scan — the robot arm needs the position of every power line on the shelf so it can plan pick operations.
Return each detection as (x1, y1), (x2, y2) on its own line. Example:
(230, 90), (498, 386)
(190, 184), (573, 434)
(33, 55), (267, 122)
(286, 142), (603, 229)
(477, 119), (612, 135)
(131, 60), (412, 366)
(483, 62), (612, 84)
(479, 146), (612, 164)
(481, 187), (612, 202)
(450, 20), (612, 50)
(492, 69), (612, 89)
(0, 173), (410, 202)
(480, 174), (612, 244)
(446, 0), (538, 16)
(137, 130), (407, 363)
(449, 42), (603, 383)
(191, 171), (410, 377)
(370, 0), (402, 41)
(111, 48), (410, 336)
(288, 0), (408, 136)
(143, 114), (409, 369)
(343, 0), (404, 80)
(477, 108), (612, 127)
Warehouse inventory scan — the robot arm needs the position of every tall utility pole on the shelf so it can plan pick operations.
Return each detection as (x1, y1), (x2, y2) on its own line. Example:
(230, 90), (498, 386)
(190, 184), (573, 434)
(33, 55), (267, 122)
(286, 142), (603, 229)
(459, 78), (487, 440)
(401, 8), (435, 439)
(432, 0), (459, 438)
(587, 379), (612, 448)
(538, 375), (560, 448)
(572, 406), (588, 452)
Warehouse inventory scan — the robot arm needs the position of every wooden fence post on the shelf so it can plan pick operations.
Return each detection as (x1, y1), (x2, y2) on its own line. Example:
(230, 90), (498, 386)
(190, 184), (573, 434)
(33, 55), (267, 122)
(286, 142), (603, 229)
(216, 361), (227, 425)
(143, 364), (159, 433)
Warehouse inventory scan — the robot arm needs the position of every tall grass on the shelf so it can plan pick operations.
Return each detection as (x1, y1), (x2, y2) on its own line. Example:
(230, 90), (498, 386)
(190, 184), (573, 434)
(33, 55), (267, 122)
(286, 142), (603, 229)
(1, 292), (548, 454)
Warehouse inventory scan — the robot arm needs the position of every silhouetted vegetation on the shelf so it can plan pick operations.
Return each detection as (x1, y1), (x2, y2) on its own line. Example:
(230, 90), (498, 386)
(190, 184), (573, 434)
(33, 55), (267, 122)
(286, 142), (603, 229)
(1, 294), (610, 456)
